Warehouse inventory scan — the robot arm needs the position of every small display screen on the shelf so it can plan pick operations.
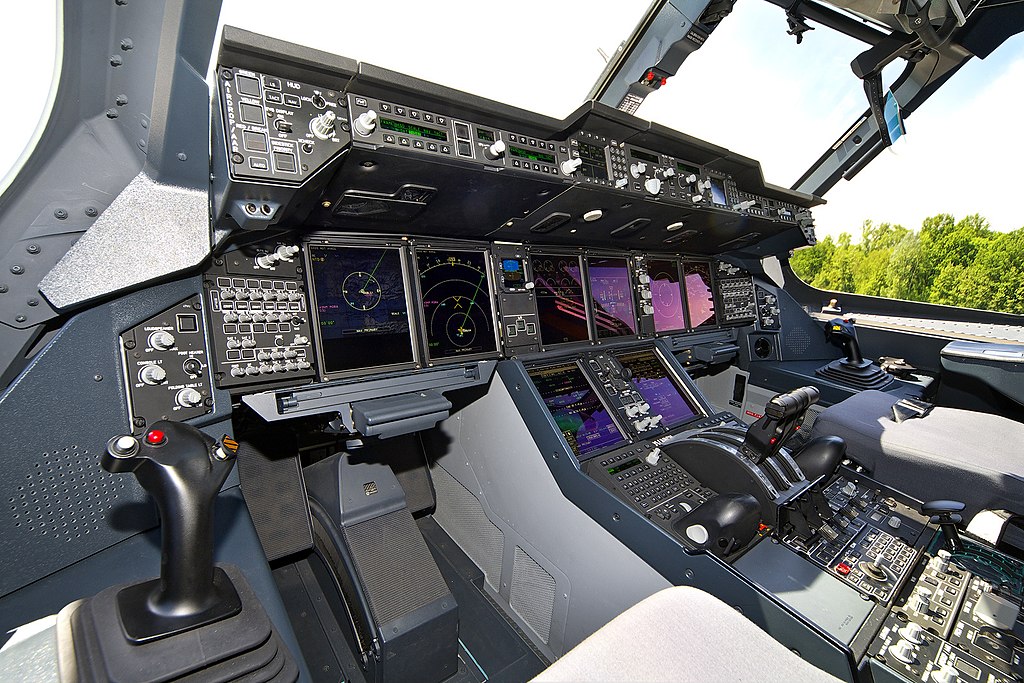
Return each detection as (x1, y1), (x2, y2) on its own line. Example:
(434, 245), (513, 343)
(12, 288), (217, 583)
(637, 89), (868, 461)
(531, 254), (589, 345)
(529, 363), (626, 458)
(477, 128), (495, 143)
(630, 148), (659, 164)
(308, 245), (414, 373)
(647, 259), (686, 333)
(509, 145), (556, 164)
(500, 257), (526, 289)
(379, 117), (449, 141)
(586, 257), (636, 339)
(416, 249), (497, 361)
(576, 140), (609, 180)
(616, 350), (702, 428)
(607, 458), (642, 475)
(682, 261), (718, 328)
(709, 178), (728, 205)
(676, 162), (701, 177)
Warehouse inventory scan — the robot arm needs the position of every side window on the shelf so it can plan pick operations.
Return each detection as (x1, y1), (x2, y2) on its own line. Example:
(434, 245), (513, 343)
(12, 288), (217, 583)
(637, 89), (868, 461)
(790, 215), (1024, 315)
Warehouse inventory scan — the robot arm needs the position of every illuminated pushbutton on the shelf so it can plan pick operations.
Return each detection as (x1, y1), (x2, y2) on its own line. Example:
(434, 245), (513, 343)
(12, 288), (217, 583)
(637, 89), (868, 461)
(145, 429), (166, 446)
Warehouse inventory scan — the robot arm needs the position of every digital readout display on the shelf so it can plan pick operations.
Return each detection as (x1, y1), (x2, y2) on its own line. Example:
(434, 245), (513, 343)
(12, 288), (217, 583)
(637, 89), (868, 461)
(576, 141), (608, 180)
(509, 146), (556, 164)
(477, 128), (495, 143)
(677, 162), (701, 177)
(379, 117), (449, 141)
(630, 148), (659, 164)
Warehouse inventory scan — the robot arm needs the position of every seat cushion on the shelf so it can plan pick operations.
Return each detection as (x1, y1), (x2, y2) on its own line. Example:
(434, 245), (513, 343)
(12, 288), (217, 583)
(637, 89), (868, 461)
(811, 390), (1024, 519)
(532, 586), (841, 683)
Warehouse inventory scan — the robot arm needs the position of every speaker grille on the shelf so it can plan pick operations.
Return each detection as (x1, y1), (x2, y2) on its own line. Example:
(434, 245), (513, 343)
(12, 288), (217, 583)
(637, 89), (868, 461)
(784, 326), (811, 357)
(342, 509), (450, 626)
(431, 465), (503, 590)
(8, 445), (128, 541)
(511, 546), (556, 644)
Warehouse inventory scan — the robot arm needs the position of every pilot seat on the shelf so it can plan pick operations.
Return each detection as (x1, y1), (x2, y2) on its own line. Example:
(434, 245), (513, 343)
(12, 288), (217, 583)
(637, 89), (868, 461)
(810, 389), (1024, 521)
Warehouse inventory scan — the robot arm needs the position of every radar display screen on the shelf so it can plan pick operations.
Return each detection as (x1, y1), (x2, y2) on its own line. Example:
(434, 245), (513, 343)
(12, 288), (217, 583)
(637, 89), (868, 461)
(586, 257), (636, 339)
(682, 261), (718, 329)
(308, 244), (414, 374)
(647, 259), (685, 333)
(575, 140), (608, 180)
(529, 363), (625, 458)
(416, 249), (498, 361)
(616, 350), (702, 428)
(531, 254), (589, 345)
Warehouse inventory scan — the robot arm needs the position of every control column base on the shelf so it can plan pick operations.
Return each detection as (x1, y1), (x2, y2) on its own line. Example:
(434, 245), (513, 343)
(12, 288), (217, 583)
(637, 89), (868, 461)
(57, 563), (298, 683)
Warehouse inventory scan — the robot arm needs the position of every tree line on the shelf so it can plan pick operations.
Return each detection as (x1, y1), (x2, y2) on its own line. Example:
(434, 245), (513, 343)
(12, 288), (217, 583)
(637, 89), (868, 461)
(789, 214), (1024, 315)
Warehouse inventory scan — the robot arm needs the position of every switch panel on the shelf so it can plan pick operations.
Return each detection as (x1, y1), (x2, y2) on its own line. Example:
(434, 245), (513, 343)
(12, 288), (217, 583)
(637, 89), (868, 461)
(205, 241), (317, 389)
(120, 296), (214, 433)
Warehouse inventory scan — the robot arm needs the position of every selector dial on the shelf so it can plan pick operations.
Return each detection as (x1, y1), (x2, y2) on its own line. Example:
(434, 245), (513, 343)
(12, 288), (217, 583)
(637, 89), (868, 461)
(175, 388), (203, 408)
(484, 140), (506, 160)
(310, 110), (336, 140)
(560, 157), (583, 176)
(629, 162), (647, 178)
(354, 109), (378, 137)
(139, 364), (167, 386)
(644, 177), (662, 195)
(148, 330), (175, 351)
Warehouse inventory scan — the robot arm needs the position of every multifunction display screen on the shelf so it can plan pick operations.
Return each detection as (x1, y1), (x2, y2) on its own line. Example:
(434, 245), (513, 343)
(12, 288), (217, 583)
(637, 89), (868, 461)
(586, 257), (636, 339)
(646, 259), (685, 333)
(629, 148), (659, 164)
(615, 350), (702, 428)
(575, 140), (609, 180)
(308, 245), (414, 374)
(529, 363), (625, 458)
(682, 261), (719, 328)
(416, 249), (497, 361)
(531, 254), (589, 345)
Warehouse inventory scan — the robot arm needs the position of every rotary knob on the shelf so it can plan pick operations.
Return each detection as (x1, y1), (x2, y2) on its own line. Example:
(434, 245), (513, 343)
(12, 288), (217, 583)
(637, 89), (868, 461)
(484, 140), (506, 160)
(148, 330), (175, 351)
(353, 109), (377, 136)
(911, 587), (932, 613)
(614, 177), (628, 189)
(256, 252), (281, 269)
(221, 289), (236, 300)
(226, 338), (241, 350)
(931, 664), (959, 683)
(175, 388), (203, 408)
(660, 167), (676, 178)
(560, 157), (583, 176)
(644, 177), (662, 195)
(223, 312), (239, 323)
(888, 639), (916, 664)
(682, 173), (698, 184)
(244, 365), (260, 376)
(230, 366), (245, 378)
(899, 621), (926, 645)
(690, 194), (703, 203)
(310, 110), (337, 140)
(139, 364), (167, 385)
(629, 162), (646, 178)
(276, 244), (300, 261)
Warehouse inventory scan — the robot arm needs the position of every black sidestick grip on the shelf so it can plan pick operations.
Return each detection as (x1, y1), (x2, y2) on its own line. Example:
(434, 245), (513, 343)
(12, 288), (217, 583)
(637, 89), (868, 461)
(103, 420), (241, 642)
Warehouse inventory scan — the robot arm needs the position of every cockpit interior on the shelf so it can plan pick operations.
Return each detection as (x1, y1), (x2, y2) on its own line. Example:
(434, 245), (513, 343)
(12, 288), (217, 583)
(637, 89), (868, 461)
(1, 1), (1023, 682)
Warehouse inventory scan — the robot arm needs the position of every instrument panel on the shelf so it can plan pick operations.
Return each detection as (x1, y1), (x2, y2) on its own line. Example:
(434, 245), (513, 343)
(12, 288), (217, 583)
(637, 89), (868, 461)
(198, 235), (758, 394)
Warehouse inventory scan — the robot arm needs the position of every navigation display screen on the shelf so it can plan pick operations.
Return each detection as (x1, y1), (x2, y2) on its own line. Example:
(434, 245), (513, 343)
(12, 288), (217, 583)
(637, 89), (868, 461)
(308, 244), (414, 374)
(509, 146), (556, 164)
(529, 363), (625, 458)
(379, 117), (448, 141)
(416, 249), (498, 360)
(682, 261), (718, 328)
(586, 257), (636, 339)
(616, 350), (702, 428)
(709, 178), (728, 205)
(531, 254), (589, 345)
(647, 259), (685, 333)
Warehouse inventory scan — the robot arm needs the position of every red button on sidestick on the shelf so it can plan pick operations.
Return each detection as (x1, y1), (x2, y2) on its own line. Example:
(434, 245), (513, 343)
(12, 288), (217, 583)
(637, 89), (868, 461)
(145, 429), (166, 445)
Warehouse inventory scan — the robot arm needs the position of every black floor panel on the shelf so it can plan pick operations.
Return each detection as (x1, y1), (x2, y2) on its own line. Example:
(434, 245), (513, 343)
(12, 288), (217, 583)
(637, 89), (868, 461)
(272, 516), (548, 683)
(420, 517), (550, 682)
